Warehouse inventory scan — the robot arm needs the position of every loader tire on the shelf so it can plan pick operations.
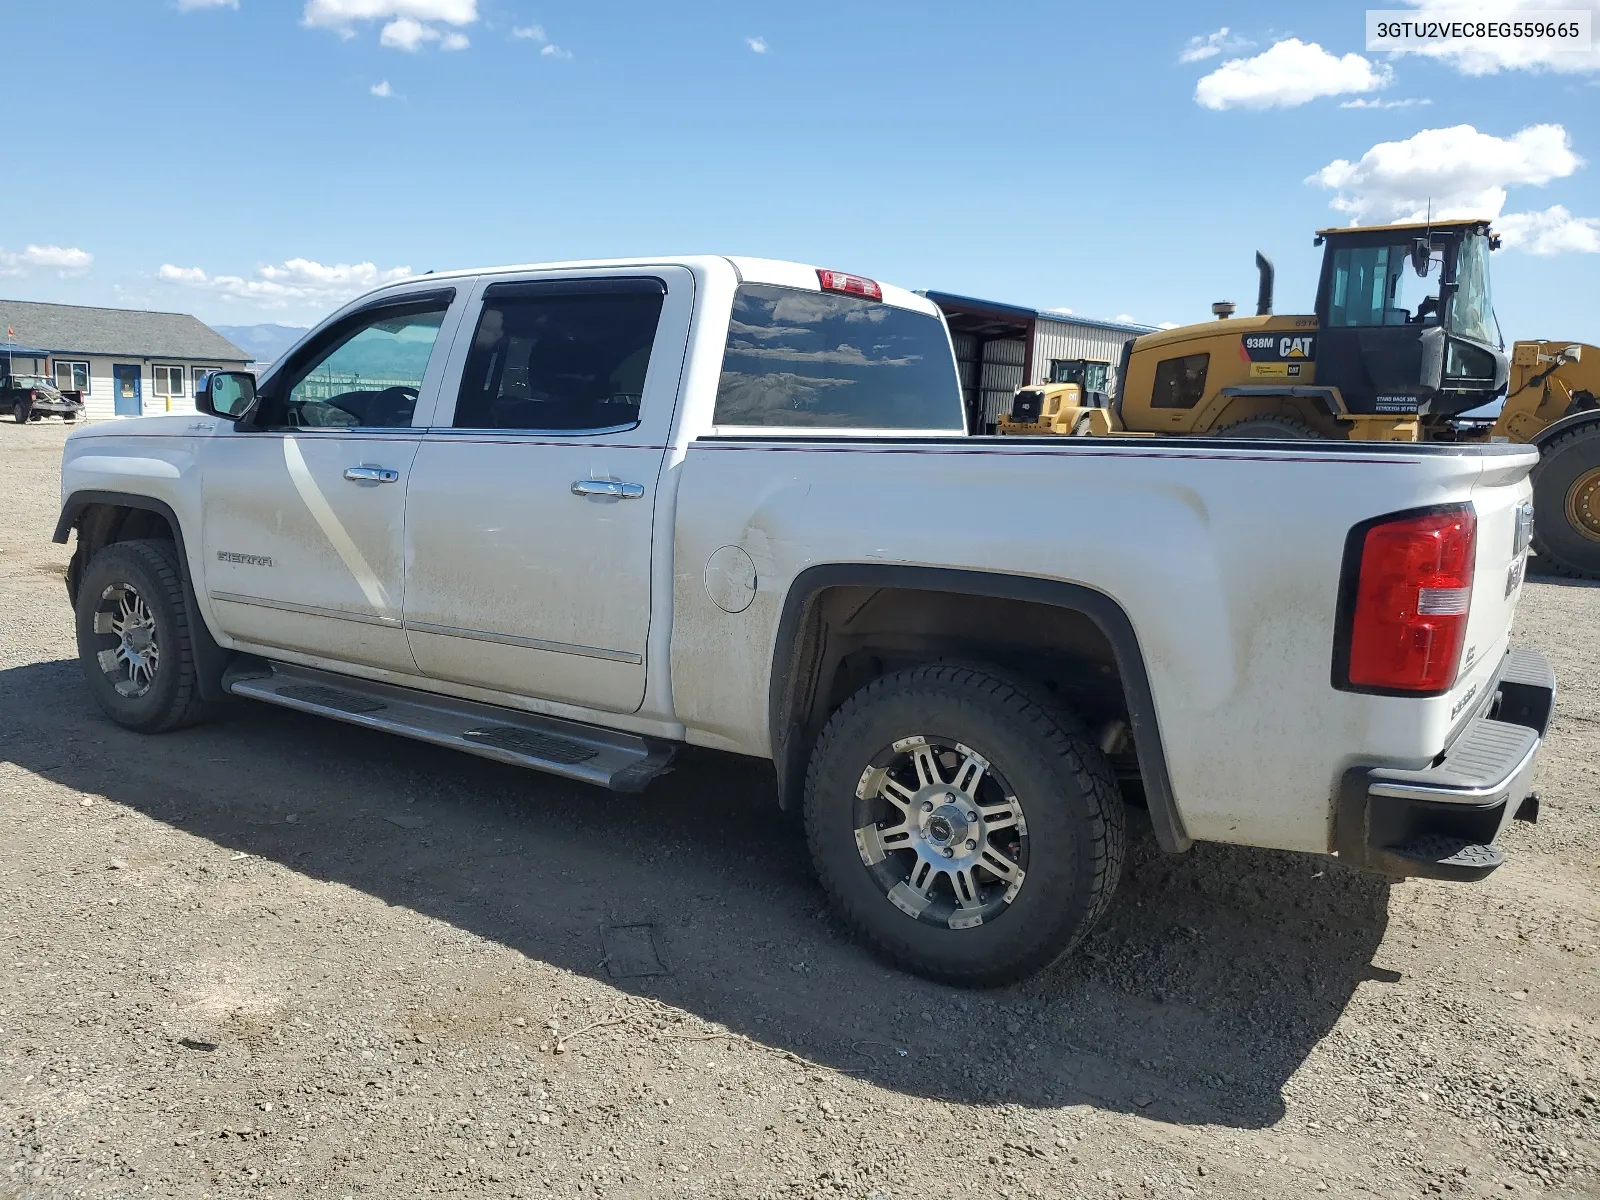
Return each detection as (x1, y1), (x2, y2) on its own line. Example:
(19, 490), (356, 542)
(1215, 414), (1322, 439)
(1531, 422), (1600, 580)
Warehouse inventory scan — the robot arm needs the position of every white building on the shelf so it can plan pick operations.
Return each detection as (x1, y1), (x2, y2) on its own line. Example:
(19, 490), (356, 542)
(924, 291), (1152, 433)
(0, 299), (249, 421)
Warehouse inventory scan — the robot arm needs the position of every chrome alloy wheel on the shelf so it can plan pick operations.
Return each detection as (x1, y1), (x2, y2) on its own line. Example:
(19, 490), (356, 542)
(92, 582), (161, 698)
(853, 735), (1028, 930)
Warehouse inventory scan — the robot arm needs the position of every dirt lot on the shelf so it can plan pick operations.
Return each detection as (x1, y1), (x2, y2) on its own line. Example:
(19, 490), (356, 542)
(1, 420), (1597, 1200)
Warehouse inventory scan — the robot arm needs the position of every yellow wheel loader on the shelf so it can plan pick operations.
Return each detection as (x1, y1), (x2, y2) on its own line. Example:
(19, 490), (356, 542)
(996, 220), (1600, 578)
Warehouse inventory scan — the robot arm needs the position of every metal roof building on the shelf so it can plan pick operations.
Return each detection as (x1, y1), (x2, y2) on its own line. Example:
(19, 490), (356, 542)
(0, 298), (248, 421)
(923, 291), (1152, 433)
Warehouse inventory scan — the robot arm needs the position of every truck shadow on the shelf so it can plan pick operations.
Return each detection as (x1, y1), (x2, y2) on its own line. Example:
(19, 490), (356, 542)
(2, 658), (1392, 1131)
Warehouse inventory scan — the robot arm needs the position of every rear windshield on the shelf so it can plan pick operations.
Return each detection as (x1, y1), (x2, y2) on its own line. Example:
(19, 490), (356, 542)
(713, 283), (963, 430)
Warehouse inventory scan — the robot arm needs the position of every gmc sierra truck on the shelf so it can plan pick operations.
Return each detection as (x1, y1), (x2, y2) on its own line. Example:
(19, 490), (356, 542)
(55, 256), (1555, 985)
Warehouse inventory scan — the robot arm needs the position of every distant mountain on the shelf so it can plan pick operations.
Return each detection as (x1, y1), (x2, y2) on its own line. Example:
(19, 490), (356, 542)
(210, 323), (309, 364)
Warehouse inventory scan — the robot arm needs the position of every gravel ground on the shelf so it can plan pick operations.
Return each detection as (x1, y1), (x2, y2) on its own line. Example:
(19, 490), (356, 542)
(1, 420), (1597, 1200)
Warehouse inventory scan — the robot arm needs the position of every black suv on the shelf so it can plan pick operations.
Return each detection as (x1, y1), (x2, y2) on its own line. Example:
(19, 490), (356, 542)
(2, 370), (84, 424)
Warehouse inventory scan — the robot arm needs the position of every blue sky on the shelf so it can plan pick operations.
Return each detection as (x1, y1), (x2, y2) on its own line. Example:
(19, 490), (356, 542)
(3, 0), (1596, 341)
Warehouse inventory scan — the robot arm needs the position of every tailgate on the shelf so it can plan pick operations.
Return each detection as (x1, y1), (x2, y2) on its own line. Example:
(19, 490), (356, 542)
(1455, 452), (1538, 705)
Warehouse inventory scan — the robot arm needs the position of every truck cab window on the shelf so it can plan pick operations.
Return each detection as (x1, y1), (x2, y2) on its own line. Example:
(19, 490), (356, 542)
(714, 283), (964, 430)
(452, 281), (665, 431)
(263, 303), (449, 429)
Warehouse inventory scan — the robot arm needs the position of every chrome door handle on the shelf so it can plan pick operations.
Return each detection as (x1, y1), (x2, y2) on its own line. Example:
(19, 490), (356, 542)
(571, 479), (645, 499)
(344, 466), (399, 484)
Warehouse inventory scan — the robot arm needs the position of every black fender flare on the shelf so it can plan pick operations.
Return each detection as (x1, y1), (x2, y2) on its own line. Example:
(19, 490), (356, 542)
(768, 563), (1191, 853)
(55, 489), (233, 702)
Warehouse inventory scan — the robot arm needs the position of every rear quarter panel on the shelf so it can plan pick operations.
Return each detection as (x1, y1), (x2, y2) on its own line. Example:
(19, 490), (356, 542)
(669, 437), (1537, 855)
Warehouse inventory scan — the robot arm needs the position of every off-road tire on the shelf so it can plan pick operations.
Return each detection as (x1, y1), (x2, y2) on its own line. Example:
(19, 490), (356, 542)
(803, 664), (1125, 986)
(11, 401), (27, 424)
(1530, 422), (1600, 580)
(1215, 414), (1322, 439)
(75, 539), (214, 733)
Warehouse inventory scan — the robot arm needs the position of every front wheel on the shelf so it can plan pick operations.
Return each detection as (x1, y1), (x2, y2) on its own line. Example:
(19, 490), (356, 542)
(74, 539), (214, 732)
(804, 664), (1126, 986)
(1531, 423), (1600, 579)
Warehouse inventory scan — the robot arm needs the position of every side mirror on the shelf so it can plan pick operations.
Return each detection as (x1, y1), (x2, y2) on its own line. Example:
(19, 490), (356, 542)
(1411, 239), (1432, 277)
(197, 371), (258, 421)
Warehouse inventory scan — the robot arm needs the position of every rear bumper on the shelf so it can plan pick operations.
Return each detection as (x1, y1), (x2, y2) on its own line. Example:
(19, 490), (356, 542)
(1336, 646), (1555, 881)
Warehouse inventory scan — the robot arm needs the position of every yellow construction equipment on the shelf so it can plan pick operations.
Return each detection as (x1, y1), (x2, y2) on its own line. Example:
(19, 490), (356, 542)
(996, 220), (1600, 578)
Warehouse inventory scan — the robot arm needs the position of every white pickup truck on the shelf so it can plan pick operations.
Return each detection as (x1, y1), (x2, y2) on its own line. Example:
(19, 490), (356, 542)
(56, 256), (1555, 985)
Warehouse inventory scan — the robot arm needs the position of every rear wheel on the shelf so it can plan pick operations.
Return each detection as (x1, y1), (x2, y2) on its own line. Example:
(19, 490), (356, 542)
(1531, 423), (1600, 579)
(803, 664), (1125, 986)
(11, 401), (27, 424)
(1215, 414), (1321, 439)
(74, 539), (214, 732)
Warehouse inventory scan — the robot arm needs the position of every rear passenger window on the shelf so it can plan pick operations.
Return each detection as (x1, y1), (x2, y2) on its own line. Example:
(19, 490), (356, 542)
(714, 283), (963, 430)
(453, 278), (665, 431)
(1150, 353), (1209, 409)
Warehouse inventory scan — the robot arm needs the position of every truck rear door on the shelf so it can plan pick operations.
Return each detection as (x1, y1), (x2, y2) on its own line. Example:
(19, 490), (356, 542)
(401, 266), (695, 714)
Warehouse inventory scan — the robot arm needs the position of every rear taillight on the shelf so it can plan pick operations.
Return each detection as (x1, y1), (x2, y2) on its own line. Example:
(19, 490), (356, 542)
(1336, 505), (1477, 695)
(29, 390), (39, 401)
(816, 269), (883, 301)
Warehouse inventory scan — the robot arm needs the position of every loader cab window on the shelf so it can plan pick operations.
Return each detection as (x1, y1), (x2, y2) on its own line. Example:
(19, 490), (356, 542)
(1150, 353), (1208, 409)
(1448, 231), (1494, 346)
(1049, 358), (1110, 394)
(1327, 243), (1442, 328)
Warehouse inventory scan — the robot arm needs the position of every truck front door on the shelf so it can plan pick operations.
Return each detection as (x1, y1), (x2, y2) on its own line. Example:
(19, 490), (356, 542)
(200, 288), (464, 671)
(401, 267), (693, 714)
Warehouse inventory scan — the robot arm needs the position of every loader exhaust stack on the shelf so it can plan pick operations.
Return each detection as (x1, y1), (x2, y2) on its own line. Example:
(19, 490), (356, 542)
(1255, 252), (1274, 317)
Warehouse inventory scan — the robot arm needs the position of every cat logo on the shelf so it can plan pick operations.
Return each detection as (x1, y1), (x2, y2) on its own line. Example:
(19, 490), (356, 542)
(1242, 334), (1317, 364)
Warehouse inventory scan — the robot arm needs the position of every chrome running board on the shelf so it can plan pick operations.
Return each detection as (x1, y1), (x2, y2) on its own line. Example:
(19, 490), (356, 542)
(223, 661), (675, 793)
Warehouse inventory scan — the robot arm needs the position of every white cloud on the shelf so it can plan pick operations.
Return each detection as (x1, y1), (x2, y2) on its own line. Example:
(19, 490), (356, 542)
(1157, 322), (1181, 330)
(511, 24), (545, 40)
(22, 245), (93, 271)
(1496, 205), (1600, 254)
(1, 244), (94, 276)
(1179, 27), (1249, 63)
(1390, 0), (1600, 75)
(370, 79), (393, 96)
(381, 16), (435, 49)
(304, 0), (475, 49)
(158, 258), (414, 310)
(303, 0), (476, 29)
(746, 35), (768, 53)
(1196, 39), (1391, 109)
(540, 42), (571, 58)
(1340, 96), (1433, 108)
(177, 0), (238, 10)
(1308, 123), (1580, 224)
